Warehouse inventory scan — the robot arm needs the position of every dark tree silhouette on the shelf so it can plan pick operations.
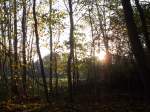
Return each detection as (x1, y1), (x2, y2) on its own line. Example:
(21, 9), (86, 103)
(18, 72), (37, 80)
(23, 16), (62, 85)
(49, 0), (53, 96)
(67, 0), (74, 102)
(121, 0), (150, 100)
(134, 0), (150, 52)
(33, 0), (49, 102)
(22, 0), (27, 92)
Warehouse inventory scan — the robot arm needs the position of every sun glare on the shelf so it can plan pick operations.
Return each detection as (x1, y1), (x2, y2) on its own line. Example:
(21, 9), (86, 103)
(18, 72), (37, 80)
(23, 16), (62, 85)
(97, 51), (106, 61)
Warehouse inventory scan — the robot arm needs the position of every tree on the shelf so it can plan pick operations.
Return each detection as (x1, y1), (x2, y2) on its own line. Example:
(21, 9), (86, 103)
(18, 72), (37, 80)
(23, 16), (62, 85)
(12, 0), (19, 97)
(32, 0), (49, 102)
(134, 0), (150, 52)
(49, 0), (53, 96)
(95, 0), (111, 65)
(67, 0), (74, 101)
(121, 0), (150, 100)
(7, 0), (13, 96)
(22, 0), (27, 92)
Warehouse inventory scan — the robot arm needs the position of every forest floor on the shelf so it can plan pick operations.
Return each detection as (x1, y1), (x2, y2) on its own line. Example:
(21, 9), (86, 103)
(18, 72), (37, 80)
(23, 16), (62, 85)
(0, 83), (150, 112)
(1, 93), (150, 112)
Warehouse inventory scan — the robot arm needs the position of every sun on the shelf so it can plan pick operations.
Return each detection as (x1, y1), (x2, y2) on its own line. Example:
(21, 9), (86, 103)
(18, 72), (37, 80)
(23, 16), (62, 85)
(96, 51), (106, 61)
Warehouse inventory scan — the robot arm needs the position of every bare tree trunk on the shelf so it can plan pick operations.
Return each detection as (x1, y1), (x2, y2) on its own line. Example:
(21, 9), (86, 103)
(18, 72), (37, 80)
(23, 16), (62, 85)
(12, 0), (19, 97)
(1, 5), (8, 91)
(13, 0), (18, 76)
(134, 0), (150, 52)
(33, 0), (49, 102)
(49, 0), (53, 96)
(121, 0), (150, 101)
(7, 0), (13, 97)
(54, 55), (58, 95)
(74, 43), (79, 87)
(22, 0), (27, 93)
(67, 0), (74, 102)
(72, 55), (76, 90)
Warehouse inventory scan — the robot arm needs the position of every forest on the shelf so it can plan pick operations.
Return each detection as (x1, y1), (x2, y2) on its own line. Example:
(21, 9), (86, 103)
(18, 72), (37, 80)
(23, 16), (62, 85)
(0, 0), (150, 111)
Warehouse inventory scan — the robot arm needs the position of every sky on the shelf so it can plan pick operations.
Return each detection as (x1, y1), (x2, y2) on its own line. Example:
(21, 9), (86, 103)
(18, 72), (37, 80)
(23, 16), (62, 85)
(34, 0), (92, 61)
(30, 0), (150, 61)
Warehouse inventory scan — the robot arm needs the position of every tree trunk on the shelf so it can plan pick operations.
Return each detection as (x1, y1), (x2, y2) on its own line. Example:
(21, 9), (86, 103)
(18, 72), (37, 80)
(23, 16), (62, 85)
(121, 0), (150, 101)
(33, 0), (49, 102)
(74, 43), (79, 86)
(7, 0), (13, 97)
(13, 0), (18, 75)
(12, 0), (19, 97)
(67, 0), (74, 102)
(54, 55), (58, 95)
(1, 3), (8, 91)
(134, 0), (150, 52)
(22, 0), (27, 93)
(49, 0), (53, 96)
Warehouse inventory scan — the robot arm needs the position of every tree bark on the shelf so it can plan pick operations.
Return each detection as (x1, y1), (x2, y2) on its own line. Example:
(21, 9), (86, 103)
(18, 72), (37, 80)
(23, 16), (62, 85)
(22, 0), (27, 92)
(13, 0), (18, 75)
(33, 0), (49, 102)
(12, 0), (19, 97)
(121, 0), (150, 101)
(54, 55), (58, 95)
(49, 0), (53, 96)
(134, 0), (150, 52)
(67, 0), (74, 102)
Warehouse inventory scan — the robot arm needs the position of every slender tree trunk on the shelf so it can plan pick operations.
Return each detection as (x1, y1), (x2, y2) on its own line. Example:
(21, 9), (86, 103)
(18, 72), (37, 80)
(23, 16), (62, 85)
(54, 55), (58, 95)
(49, 0), (53, 95)
(67, 0), (74, 102)
(72, 55), (76, 89)
(1, 7), (8, 91)
(13, 0), (18, 84)
(134, 0), (150, 52)
(87, 6), (92, 83)
(74, 44), (79, 86)
(121, 0), (150, 101)
(13, 0), (18, 75)
(33, 0), (49, 102)
(12, 0), (19, 97)
(7, 0), (13, 97)
(22, 0), (27, 93)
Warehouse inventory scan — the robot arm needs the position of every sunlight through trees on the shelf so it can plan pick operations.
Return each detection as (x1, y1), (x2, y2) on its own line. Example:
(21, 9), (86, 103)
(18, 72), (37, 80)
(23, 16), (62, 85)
(0, 0), (150, 111)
